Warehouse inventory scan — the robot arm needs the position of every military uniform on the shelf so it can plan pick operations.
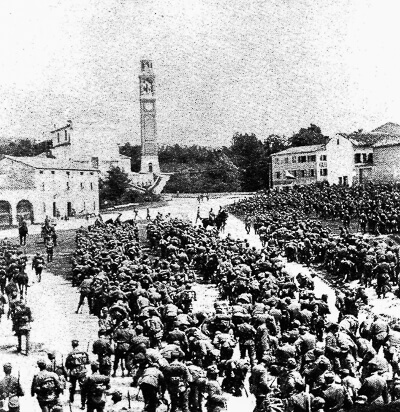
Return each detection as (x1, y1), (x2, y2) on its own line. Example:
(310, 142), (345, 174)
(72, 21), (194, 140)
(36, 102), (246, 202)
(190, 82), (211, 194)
(138, 365), (166, 412)
(0, 364), (24, 412)
(164, 358), (192, 412)
(65, 340), (90, 405)
(31, 361), (61, 412)
(81, 370), (110, 412)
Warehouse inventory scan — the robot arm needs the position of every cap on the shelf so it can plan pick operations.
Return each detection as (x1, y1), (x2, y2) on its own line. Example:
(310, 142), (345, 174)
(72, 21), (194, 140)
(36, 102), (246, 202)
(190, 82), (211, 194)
(324, 372), (336, 383)
(3, 363), (11, 370)
(71, 339), (79, 346)
(37, 359), (47, 367)
(47, 351), (56, 359)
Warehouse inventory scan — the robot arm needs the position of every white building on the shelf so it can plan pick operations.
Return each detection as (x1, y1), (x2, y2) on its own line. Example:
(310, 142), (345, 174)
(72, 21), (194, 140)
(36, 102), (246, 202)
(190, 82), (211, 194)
(272, 135), (354, 187)
(49, 121), (132, 175)
(0, 155), (99, 226)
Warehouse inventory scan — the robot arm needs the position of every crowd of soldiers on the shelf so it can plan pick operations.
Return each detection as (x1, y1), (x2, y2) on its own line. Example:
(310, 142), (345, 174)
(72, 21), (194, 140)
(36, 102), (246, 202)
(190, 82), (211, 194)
(229, 183), (400, 299)
(62, 195), (400, 412)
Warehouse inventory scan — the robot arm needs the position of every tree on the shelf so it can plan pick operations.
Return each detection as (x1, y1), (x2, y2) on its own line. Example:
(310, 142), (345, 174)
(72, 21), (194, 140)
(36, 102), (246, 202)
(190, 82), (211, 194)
(119, 143), (141, 172)
(100, 166), (131, 204)
(288, 124), (328, 147)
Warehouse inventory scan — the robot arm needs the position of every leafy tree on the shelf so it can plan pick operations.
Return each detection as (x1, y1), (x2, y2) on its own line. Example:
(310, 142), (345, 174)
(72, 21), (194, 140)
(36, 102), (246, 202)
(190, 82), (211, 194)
(119, 143), (141, 172)
(288, 124), (328, 147)
(100, 166), (131, 205)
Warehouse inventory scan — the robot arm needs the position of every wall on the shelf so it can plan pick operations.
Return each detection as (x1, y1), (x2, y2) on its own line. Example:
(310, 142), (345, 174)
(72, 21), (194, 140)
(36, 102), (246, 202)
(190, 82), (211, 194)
(272, 150), (324, 187)
(35, 169), (99, 220)
(326, 135), (354, 185)
(373, 145), (400, 183)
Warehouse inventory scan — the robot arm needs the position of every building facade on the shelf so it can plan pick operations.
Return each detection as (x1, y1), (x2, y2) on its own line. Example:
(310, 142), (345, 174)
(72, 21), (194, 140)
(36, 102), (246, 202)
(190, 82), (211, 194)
(0, 156), (99, 226)
(272, 135), (354, 187)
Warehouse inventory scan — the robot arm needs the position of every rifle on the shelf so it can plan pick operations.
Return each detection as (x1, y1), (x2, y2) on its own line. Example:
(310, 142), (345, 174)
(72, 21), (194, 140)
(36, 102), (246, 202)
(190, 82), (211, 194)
(128, 390), (131, 408)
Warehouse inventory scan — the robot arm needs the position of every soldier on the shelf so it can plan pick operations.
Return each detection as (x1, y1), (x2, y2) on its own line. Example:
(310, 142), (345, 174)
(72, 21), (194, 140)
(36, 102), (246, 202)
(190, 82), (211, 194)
(315, 372), (353, 411)
(112, 320), (134, 377)
(65, 339), (90, 406)
(138, 362), (166, 412)
(0, 363), (24, 412)
(204, 365), (225, 412)
(46, 239), (54, 263)
(235, 319), (256, 368)
(47, 351), (67, 393)
(76, 276), (94, 314)
(13, 300), (33, 355)
(164, 350), (192, 412)
(32, 252), (45, 282)
(31, 359), (62, 412)
(81, 362), (110, 412)
(92, 330), (113, 376)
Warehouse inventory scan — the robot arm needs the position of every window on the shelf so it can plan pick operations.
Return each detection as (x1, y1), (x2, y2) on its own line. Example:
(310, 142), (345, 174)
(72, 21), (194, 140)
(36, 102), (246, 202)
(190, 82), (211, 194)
(320, 168), (328, 176)
(307, 155), (316, 162)
(291, 170), (297, 177)
(298, 156), (307, 163)
(354, 153), (361, 163)
(93, 201), (96, 211)
(42, 183), (45, 191)
(275, 172), (281, 179)
(284, 157), (289, 163)
(65, 129), (68, 141)
(339, 177), (343, 185)
(337, 138), (340, 145)
(66, 171), (70, 176)
(275, 157), (279, 164)
(310, 169), (315, 177)
(80, 172), (84, 176)
(300, 170), (305, 178)
(362, 153), (367, 163)
(292, 156), (297, 163)
(66, 182), (70, 190)
(368, 153), (373, 164)
(43, 203), (46, 212)
(90, 172), (94, 175)
(39, 171), (44, 174)
(320, 155), (327, 161)
(90, 182), (93, 190)
(51, 171), (55, 175)
(57, 132), (60, 143)
(80, 182), (84, 190)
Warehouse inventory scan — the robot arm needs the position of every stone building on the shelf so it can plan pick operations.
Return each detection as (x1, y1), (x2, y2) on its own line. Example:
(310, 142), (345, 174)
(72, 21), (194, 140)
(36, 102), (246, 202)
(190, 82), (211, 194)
(0, 155), (99, 226)
(272, 135), (354, 187)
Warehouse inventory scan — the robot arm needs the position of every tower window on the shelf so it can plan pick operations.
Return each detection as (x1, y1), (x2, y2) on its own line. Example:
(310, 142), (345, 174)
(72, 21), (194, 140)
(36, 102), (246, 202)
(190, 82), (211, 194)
(80, 182), (84, 190)
(57, 132), (60, 143)
(65, 130), (68, 141)
(148, 163), (153, 173)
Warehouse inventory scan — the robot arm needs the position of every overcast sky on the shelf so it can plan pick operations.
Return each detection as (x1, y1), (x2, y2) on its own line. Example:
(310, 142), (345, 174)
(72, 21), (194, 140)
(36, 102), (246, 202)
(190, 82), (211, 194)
(0, 0), (399, 148)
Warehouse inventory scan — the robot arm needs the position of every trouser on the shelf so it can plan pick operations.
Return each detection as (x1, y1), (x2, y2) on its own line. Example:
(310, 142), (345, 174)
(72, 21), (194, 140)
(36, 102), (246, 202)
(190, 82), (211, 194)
(69, 375), (85, 405)
(169, 389), (189, 412)
(76, 292), (92, 313)
(17, 331), (30, 354)
(239, 343), (255, 367)
(87, 402), (105, 412)
(19, 234), (26, 246)
(35, 268), (43, 282)
(188, 383), (202, 412)
(38, 400), (59, 412)
(140, 383), (159, 412)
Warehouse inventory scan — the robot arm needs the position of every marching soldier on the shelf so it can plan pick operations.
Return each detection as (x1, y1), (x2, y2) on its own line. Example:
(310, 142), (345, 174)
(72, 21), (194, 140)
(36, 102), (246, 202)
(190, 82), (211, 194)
(81, 361), (110, 412)
(164, 351), (192, 412)
(13, 301), (33, 355)
(65, 339), (90, 406)
(92, 330), (114, 377)
(32, 252), (45, 282)
(0, 363), (24, 412)
(31, 359), (62, 412)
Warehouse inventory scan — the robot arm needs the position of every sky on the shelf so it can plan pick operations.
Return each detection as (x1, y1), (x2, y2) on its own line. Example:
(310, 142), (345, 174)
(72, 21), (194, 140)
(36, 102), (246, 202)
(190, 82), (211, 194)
(0, 0), (400, 148)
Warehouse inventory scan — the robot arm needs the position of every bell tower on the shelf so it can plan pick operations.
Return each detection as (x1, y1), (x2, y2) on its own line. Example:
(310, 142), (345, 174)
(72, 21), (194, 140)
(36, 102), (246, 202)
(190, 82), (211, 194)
(139, 60), (160, 174)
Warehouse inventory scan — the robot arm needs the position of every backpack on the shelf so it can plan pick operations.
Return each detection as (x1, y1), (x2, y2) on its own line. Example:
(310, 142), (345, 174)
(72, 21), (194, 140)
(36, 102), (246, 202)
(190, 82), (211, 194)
(38, 376), (57, 401)
(69, 352), (88, 377)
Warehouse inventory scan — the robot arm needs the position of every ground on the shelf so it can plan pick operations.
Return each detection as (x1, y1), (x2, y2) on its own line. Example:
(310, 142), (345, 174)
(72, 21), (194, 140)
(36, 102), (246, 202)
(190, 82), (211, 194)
(0, 194), (398, 411)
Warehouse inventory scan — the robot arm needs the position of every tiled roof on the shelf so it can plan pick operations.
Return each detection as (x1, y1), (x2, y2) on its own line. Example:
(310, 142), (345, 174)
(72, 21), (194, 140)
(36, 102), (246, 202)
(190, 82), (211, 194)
(346, 122), (400, 147)
(272, 144), (326, 156)
(373, 135), (400, 148)
(4, 156), (99, 171)
(371, 122), (400, 134)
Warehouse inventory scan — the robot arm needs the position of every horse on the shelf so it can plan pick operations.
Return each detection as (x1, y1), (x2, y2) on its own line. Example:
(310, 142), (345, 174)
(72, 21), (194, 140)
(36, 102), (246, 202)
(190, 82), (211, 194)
(202, 210), (228, 231)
